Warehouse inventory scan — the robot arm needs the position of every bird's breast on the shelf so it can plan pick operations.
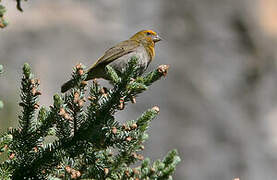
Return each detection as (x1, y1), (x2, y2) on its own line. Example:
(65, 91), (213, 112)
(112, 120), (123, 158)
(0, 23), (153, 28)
(108, 45), (150, 74)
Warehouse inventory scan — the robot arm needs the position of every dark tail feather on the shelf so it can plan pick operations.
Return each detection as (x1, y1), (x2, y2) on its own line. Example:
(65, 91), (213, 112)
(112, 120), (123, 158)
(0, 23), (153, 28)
(61, 79), (74, 93)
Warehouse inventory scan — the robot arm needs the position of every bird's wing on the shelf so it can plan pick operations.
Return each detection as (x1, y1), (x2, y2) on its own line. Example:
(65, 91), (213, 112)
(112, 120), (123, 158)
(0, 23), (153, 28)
(89, 40), (140, 69)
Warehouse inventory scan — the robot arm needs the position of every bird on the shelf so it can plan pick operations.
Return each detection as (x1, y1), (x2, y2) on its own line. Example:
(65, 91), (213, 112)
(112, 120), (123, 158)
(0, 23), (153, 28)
(61, 30), (162, 93)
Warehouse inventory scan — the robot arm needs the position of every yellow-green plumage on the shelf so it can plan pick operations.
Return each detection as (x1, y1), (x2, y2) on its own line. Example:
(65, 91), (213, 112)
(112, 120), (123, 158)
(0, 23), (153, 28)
(61, 30), (161, 93)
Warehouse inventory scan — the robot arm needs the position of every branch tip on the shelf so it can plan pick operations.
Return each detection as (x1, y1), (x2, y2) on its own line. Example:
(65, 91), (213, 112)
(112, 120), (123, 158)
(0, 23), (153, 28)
(157, 64), (170, 77)
(151, 106), (160, 113)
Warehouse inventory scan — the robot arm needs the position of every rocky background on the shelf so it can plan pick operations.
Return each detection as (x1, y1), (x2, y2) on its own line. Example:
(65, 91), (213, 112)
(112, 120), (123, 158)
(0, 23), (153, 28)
(1, 0), (277, 179)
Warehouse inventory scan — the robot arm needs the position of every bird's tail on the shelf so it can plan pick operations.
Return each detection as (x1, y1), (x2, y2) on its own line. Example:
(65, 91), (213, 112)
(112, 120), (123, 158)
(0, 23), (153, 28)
(61, 79), (74, 93)
(61, 65), (104, 93)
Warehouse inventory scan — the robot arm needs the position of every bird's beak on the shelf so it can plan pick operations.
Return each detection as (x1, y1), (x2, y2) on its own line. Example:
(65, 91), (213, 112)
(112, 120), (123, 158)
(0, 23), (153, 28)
(153, 35), (162, 43)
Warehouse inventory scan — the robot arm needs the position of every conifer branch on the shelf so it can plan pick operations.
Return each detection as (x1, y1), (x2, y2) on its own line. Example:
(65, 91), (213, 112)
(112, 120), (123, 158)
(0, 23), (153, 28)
(0, 64), (3, 109)
(0, 4), (8, 28)
(0, 0), (27, 28)
(1, 58), (180, 179)
(18, 63), (40, 133)
(16, 0), (24, 12)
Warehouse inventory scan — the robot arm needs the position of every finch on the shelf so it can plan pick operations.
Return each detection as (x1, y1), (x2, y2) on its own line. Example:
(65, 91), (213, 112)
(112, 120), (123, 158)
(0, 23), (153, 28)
(61, 30), (162, 93)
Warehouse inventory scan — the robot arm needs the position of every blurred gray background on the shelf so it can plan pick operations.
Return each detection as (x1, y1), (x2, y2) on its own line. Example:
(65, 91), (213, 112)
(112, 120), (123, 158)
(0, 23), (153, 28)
(1, 0), (277, 179)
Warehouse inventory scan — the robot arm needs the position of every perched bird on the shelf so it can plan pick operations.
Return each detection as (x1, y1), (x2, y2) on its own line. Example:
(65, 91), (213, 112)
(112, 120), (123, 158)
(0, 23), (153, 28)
(61, 30), (162, 93)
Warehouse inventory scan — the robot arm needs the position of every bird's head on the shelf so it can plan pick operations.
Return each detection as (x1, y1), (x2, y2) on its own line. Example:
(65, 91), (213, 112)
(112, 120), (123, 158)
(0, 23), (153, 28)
(130, 30), (162, 44)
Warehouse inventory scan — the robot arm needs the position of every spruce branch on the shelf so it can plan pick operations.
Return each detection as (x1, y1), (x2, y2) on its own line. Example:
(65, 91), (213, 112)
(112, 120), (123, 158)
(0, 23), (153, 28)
(0, 162), (12, 179)
(18, 63), (41, 134)
(0, 5), (8, 28)
(122, 150), (181, 180)
(0, 64), (3, 74)
(0, 64), (3, 109)
(126, 64), (170, 103)
(53, 94), (72, 141)
(0, 0), (27, 28)
(1, 58), (180, 179)
(63, 63), (87, 135)
(16, 0), (26, 12)
(142, 64), (170, 86)
(106, 65), (120, 84)
(112, 106), (160, 168)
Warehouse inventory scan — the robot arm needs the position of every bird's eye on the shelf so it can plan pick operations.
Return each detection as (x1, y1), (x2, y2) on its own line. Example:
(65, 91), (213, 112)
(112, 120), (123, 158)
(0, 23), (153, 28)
(146, 32), (151, 36)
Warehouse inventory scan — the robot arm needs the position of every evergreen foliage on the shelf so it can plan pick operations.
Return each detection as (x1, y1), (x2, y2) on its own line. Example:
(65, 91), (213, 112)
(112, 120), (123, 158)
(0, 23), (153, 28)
(0, 0), (26, 28)
(0, 58), (180, 179)
(0, 64), (3, 109)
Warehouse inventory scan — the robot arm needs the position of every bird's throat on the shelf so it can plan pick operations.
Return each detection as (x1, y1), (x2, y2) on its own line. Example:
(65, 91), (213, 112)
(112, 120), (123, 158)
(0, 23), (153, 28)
(145, 45), (155, 61)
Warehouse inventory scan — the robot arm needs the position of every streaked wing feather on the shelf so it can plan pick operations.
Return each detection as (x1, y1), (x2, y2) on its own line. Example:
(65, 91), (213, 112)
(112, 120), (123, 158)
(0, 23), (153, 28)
(89, 40), (140, 69)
